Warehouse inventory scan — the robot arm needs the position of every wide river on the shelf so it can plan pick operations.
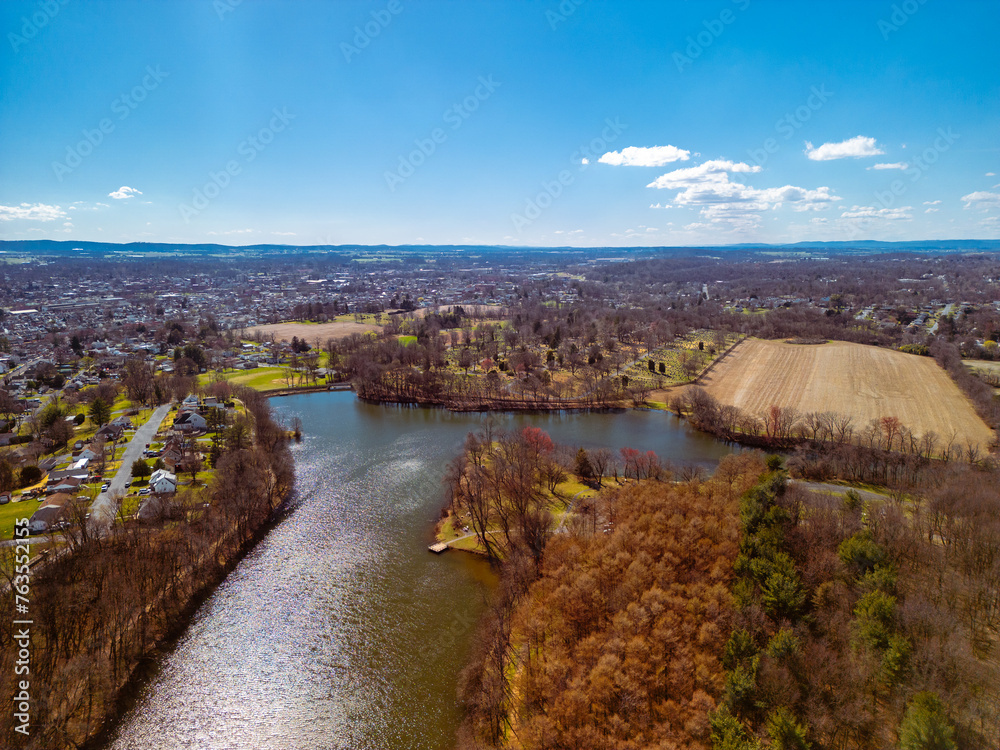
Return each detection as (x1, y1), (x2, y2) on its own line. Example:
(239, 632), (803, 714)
(106, 392), (732, 750)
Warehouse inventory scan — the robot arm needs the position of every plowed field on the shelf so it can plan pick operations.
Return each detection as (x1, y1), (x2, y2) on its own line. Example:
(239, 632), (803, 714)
(699, 339), (993, 450)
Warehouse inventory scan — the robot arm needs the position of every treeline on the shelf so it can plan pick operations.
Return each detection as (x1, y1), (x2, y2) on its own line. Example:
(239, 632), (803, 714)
(678, 387), (991, 473)
(456, 451), (768, 749)
(929, 339), (1000, 428)
(710, 460), (999, 748)
(0, 385), (294, 750)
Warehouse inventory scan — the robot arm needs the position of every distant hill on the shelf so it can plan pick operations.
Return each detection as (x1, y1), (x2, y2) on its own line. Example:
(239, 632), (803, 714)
(2, 238), (999, 258)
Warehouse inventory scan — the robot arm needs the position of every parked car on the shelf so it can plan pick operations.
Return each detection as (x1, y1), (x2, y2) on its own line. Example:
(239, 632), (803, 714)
(138, 488), (151, 495)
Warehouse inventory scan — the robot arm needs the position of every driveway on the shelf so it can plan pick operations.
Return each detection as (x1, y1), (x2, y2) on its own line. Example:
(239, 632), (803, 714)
(89, 403), (172, 527)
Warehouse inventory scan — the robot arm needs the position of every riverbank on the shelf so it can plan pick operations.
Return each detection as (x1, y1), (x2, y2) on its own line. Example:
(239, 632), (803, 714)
(0, 386), (294, 750)
(82, 488), (295, 750)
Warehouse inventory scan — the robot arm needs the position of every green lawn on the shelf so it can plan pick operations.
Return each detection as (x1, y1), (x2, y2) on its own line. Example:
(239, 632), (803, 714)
(198, 367), (295, 391)
(0, 498), (38, 541)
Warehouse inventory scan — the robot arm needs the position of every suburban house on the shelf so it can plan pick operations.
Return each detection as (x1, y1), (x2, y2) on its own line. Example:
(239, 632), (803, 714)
(110, 415), (134, 430)
(173, 411), (207, 432)
(48, 476), (83, 494)
(78, 447), (100, 462)
(28, 493), (74, 534)
(96, 423), (124, 441)
(149, 468), (177, 494)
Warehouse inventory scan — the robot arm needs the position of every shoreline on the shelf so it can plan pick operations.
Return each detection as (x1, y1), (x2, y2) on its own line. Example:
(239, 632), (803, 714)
(81, 491), (296, 750)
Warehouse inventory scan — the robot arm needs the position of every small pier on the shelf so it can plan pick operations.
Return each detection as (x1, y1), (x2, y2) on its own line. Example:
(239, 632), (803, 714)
(427, 542), (449, 554)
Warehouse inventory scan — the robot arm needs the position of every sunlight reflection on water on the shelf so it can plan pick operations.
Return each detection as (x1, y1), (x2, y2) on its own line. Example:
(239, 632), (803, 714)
(107, 393), (729, 749)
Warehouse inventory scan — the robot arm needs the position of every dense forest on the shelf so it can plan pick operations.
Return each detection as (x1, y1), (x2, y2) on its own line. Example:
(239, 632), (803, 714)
(453, 438), (1000, 749)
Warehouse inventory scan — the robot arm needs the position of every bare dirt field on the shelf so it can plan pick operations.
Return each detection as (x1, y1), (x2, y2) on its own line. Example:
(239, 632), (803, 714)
(247, 321), (377, 343)
(405, 304), (504, 319)
(698, 338), (994, 449)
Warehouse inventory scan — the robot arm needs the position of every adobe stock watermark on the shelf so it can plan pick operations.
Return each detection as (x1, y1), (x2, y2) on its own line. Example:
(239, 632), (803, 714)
(873, 127), (958, 210)
(178, 107), (295, 222)
(8, 0), (71, 53)
(51, 65), (169, 182)
(384, 75), (500, 192)
(546, 0), (587, 30)
(341, 0), (404, 62)
(673, 0), (751, 73)
(510, 117), (627, 232)
(877, 0), (929, 41)
(747, 84), (833, 168)
(214, 0), (242, 21)
(416, 608), (478, 662)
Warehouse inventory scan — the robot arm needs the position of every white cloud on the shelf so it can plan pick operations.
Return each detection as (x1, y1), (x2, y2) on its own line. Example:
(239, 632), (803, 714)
(207, 229), (254, 236)
(580, 157), (589, 165)
(986, 172), (996, 177)
(646, 159), (838, 230)
(868, 162), (908, 170)
(0, 202), (66, 221)
(271, 231), (297, 236)
(924, 208), (939, 213)
(108, 186), (142, 199)
(841, 205), (913, 220)
(961, 191), (1000, 209)
(804, 135), (884, 161)
(923, 200), (942, 205)
(599, 145), (691, 167)
(646, 159), (760, 190)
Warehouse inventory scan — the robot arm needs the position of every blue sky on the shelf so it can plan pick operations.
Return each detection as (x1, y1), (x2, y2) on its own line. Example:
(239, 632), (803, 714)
(1, 0), (998, 247)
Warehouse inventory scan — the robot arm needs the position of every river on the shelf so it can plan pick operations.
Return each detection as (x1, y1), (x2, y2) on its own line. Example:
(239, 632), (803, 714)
(106, 392), (733, 750)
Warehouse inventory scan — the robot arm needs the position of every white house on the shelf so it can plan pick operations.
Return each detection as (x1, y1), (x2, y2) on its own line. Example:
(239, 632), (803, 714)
(149, 469), (177, 494)
(173, 411), (207, 432)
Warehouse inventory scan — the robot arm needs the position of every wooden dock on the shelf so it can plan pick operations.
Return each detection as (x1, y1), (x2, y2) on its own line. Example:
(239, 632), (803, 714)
(428, 542), (449, 554)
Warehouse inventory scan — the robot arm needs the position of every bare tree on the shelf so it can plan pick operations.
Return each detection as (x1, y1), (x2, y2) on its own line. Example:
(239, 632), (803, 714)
(121, 355), (155, 405)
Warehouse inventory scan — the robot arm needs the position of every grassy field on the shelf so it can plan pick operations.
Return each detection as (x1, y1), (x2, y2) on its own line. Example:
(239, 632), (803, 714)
(0, 498), (37, 541)
(197, 367), (305, 392)
(699, 338), (994, 450)
(247, 320), (378, 343)
(964, 359), (1000, 374)
(627, 331), (739, 389)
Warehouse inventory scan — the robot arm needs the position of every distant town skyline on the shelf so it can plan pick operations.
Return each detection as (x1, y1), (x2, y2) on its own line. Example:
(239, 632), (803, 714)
(1, 1), (998, 247)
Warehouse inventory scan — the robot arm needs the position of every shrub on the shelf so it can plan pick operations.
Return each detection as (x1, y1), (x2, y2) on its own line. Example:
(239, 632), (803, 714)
(19, 465), (42, 487)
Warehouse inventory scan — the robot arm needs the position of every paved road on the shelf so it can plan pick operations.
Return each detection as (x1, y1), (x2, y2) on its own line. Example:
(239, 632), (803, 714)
(89, 403), (171, 527)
